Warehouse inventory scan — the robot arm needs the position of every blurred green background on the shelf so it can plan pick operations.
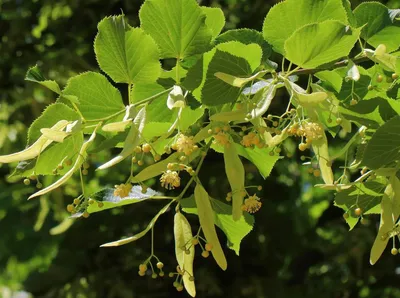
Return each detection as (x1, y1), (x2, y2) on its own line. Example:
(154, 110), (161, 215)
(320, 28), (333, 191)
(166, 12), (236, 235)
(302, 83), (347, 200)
(1, 0), (400, 297)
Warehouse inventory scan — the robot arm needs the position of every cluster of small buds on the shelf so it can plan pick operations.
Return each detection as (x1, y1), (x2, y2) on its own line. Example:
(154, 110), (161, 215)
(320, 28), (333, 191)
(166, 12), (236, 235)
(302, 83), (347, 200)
(183, 235), (211, 259)
(66, 196), (103, 218)
(169, 266), (190, 292)
(82, 161), (90, 175)
(307, 167), (321, 177)
(132, 143), (163, 164)
(241, 194), (262, 213)
(113, 183), (132, 198)
(160, 170), (181, 189)
(171, 134), (198, 156)
(138, 259), (165, 278)
(241, 131), (265, 148)
(23, 175), (43, 189)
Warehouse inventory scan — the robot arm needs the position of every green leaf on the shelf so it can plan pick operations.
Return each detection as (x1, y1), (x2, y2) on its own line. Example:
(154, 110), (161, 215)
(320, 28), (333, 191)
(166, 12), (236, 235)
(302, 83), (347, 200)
(341, 0), (357, 27)
(363, 115), (400, 170)
(174, 212), (196, 297)
(86, 186), (162, 214)
(28, 103), (80, 145)
(101, 200), (174, 247)
(315, 70), (343, 93)
(335, 180), (386, 230)
(335, 66), (370, 102)
(179, 106), (205, 132)
(142, 122), (172, 140)
(186, 41), (262, 106)
(284, 20), (360, 69)
(215, 29), (272, 61)
(139, 0), (212, 59)
(62, 72), (125, 120)
(131, 83), (174, 123)
(194, 183), (227, 270)
(94, 16), (161, 84)
(202, 7), (225, 40)
(263, 0), (348, 54)
(181, 196), (254, 256)
(354, 2), (400, 52)
(25, 65), (61, 94)
(339, 104), (384, 129)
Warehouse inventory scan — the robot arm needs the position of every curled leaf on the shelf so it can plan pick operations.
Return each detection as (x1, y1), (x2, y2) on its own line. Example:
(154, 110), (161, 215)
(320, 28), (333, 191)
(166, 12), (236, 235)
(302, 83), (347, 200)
(174, 213), (196, 297)
(167, 85), (185, 110)
(345, 60), (360, 81)
(194, 183), (227, 270)
(223, 142), (245, 221)
(28, 125), (99, 199)
(248, 82), (280, 120)
(98, 107), (146, 170)
(0, 120), (69, 163)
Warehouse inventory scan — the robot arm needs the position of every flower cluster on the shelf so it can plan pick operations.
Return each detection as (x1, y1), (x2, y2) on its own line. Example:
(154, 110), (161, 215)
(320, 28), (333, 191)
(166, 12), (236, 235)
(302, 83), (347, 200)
(113, 183), (132, 198)
(160, 170), (181, 189)
(300, 122), (324, 141)
(241, 195), (262, 213)
(289, 122), (324, 141)
(241, 132), (261, 148)
(172, 134), (198, 156)
(213, 132), (231, 146)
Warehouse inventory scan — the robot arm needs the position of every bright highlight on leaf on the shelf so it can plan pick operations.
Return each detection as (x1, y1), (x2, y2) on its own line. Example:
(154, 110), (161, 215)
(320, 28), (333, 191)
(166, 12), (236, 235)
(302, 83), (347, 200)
(95, 16), (161, 84)
(263, 0), (348, 54)
(285, 21), (361, 69)
(139, 0), (213, 59)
